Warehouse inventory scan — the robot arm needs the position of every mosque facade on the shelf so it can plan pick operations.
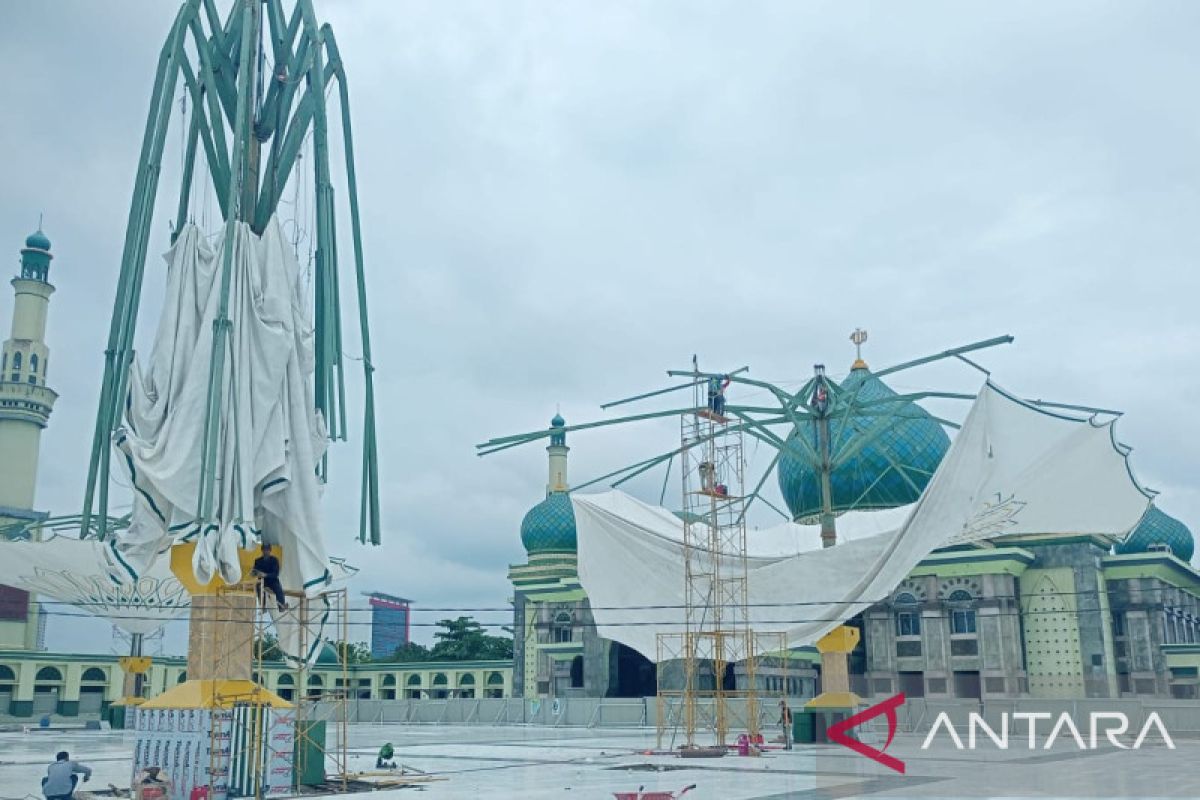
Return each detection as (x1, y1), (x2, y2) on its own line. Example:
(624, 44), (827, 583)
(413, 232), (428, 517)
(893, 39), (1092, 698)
(509, 363), (1200, 702)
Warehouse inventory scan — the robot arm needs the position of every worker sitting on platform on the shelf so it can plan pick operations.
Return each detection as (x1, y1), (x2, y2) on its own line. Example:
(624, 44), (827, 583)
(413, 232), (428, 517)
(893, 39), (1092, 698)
(41, 751), (91, 800)
(251, 543), (287, 612)
(707, 375), (731, 417)
(376, 742), (396, 769)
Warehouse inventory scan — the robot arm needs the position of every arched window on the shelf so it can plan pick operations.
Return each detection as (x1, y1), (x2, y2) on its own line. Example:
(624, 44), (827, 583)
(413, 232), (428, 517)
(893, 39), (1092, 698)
(12, 352), (21, 372)
(406, 674), (422, 699)
(177, 671), (187, 683)
(81, 668), (107, 682)
(307, 674), (324, 700)
(948, 590), (976, 635)
(570, 656), (584, 689)
(29, 354), (38, 374)
(277, 673), (295, 700)
(0, 665), (15, 682)
(458, 673), (476, 699)
(894, 592), (920, 637)
(35, 666), (62, 682)
(432, 673), (448, 699)
(485, 671), (504, 698)
(553, 612), (573, 643)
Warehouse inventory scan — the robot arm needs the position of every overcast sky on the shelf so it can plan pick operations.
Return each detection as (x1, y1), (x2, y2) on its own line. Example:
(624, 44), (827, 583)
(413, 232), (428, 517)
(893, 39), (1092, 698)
(1, 1), (1198, 654)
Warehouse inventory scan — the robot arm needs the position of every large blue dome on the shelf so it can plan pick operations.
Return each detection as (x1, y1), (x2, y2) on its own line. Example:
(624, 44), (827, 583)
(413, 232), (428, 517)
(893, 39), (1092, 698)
(520, 492), (577, 554)
(777, 365), (951, 522)
(1115, 506), (1194, 562)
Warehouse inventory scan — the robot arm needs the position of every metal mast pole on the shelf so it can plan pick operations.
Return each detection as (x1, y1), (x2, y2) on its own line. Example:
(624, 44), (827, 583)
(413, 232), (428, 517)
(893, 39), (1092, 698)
(812, 364), (837, 548)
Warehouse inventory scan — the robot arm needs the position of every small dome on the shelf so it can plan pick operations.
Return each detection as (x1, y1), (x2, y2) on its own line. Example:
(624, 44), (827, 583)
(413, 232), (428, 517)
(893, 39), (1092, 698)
(551, 413), (566, 428)
(777, 365), (950, 521)
(520, 492), (576, 554)
(316, 643), (339, 664)
(1116, 506), (1194, 562)
(24, 230), (50, 251)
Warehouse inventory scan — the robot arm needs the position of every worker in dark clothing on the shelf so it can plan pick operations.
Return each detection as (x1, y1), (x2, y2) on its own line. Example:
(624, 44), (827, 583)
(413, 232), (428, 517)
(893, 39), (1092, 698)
(778, 700), (794, 750)
(42, 751), (91, 800)
(251, 543), (287, 612)
(707, 375), (732, 417)
(376, 742), (396, 769)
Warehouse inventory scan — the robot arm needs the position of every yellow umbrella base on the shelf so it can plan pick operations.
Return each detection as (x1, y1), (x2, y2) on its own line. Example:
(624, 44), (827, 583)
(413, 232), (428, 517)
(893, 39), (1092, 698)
(139, 679), (292, 709)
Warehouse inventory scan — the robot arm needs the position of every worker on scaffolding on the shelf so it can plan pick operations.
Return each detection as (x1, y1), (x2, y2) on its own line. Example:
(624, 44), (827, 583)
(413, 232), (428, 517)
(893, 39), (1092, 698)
(376, 742), (396, 769)
(707, 374), (731, 417)
(251, 543), (288, 612)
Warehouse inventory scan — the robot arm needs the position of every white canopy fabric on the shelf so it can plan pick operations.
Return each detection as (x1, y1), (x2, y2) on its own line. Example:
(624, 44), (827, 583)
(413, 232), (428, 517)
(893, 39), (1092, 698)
(573, 382), (1154, 662)
(0, 536), (188, 635)
(111, 217), (329, 592)
(103, 217), (336, 658)
(0, 536), (360, 639)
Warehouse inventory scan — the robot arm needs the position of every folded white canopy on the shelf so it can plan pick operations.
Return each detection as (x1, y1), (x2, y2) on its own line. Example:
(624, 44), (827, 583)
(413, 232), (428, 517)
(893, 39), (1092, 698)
(573, 382), (1154, 662)
(111, 217), (329, 597)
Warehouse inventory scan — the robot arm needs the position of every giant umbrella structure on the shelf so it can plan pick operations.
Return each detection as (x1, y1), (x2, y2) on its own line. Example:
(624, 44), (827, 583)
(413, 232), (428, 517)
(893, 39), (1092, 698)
(81, 0), (380, 547)
(479, 333), (1127, 543)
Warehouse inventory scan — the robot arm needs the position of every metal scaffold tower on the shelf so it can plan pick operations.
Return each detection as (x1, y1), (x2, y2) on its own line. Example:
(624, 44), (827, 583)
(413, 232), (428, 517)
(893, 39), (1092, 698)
(656, 368), (784, 751)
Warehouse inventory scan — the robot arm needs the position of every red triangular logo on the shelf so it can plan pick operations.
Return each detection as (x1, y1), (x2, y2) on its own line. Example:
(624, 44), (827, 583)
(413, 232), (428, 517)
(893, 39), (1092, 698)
(825, 692), (906, 774)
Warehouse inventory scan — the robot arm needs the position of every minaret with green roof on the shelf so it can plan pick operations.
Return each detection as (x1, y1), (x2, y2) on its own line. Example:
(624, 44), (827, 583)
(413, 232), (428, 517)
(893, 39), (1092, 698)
(0, 228), (58, 650)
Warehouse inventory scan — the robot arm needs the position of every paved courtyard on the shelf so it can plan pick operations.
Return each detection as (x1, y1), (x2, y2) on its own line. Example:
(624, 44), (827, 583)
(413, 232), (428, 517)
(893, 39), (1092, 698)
(0, 723), (1195, 799)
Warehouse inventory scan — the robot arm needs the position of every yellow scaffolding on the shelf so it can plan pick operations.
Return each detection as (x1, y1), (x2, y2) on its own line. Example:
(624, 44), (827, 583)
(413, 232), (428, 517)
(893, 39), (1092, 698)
(655, 375), (783, 751)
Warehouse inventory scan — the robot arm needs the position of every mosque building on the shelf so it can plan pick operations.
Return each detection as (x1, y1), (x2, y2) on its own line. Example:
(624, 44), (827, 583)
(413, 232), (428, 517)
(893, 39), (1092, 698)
(509, 360), (1200, 702)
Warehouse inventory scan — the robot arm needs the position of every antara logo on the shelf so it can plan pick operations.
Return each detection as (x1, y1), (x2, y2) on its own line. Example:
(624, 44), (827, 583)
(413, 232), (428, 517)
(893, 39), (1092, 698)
(825, 694), (1175, 775)
(827, 693), (907, 774)
(921, 711), (1176, 751)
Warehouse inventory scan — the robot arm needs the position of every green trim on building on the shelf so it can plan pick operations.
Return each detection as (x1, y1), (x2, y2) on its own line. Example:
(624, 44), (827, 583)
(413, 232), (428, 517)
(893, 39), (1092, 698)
(528, 589), (587, 602)
(909, 547), (1036, 578)
(1102, 553), (1200, 596)
(1163, 644), (1200, 670)
(1001, 533), (1116, 548)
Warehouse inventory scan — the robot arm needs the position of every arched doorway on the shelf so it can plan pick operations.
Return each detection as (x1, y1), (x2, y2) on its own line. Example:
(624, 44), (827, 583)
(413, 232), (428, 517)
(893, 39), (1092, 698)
(609, 643), (656, 697)
(79, 667), (108, 715)
(34, 666), (63, 715)
(406, 674), (422, 699)
(458, 674), (476, 699)
(485, 671), (504, 698)
(0, 665), (16, 715)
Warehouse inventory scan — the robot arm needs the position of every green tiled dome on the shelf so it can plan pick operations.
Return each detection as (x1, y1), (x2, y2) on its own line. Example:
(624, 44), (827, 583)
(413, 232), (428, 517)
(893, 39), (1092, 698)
(777, 365), (951, 522)
(24, 229), (50, 251)
(520, 492), (577, 554)
(1115, 506), (1194, 561)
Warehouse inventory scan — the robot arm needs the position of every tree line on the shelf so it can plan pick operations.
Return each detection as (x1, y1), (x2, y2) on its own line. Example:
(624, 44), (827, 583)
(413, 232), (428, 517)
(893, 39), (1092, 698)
(257, 615), (513, 663)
